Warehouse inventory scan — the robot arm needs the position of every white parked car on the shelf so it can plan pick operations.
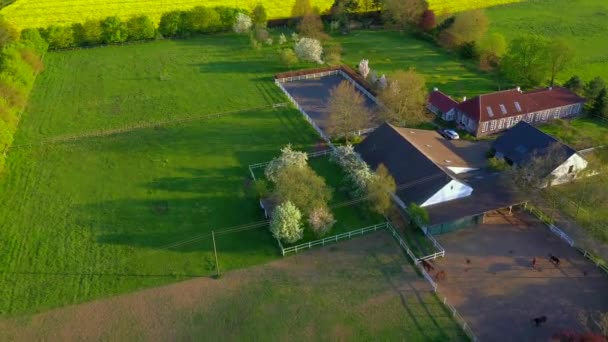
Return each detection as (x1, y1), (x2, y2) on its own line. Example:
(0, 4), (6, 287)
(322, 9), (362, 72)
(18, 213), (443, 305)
(439, 128), (460, 140)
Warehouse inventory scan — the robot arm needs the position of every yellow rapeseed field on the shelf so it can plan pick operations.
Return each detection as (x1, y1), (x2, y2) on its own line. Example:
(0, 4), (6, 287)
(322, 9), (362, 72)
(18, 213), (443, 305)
(1, 0), (523, 30)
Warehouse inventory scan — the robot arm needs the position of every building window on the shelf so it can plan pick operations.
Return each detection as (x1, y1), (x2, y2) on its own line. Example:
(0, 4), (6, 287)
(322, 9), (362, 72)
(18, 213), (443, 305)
(482, 122), (489, 132)
(489, 120), (497, 131)
(506, 117), (513, 127)
(498, 119), (505, 129)
(527, 113), (535, 122)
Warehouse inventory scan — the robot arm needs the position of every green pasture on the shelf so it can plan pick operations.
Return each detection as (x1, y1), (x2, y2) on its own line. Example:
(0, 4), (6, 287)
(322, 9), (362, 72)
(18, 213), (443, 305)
(487, 0), (608, 82)
(336, 30), (500, 99)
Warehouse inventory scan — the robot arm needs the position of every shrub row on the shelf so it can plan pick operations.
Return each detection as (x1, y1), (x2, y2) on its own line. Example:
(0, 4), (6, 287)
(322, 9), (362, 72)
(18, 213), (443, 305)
(33, 6), (243, 50)
(0, 18), (48, 171)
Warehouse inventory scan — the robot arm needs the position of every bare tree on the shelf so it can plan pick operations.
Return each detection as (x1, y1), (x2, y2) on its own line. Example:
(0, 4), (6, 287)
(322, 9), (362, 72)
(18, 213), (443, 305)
(378, 69), (429, 127)
(327, 80), (371, 140)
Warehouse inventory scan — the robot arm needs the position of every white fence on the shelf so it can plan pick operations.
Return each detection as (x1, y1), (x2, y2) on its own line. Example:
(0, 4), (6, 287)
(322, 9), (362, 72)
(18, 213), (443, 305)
(275, 78), (334, 147)
(418, 230), (446, 261)
(248, 149), (333, 181)
(385, 222), (477, 341)
(278, 222), (387, 256)
(549, 224), (575, 247)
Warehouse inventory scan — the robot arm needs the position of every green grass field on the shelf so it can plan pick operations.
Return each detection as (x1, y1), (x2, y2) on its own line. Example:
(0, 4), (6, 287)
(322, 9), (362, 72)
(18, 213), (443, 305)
(487, 0), (608, 82)
(0, 34), (329, 315)
(2, 0), (522, 31)
(337, 30), (500, 98)
(539, 117), (608, 150)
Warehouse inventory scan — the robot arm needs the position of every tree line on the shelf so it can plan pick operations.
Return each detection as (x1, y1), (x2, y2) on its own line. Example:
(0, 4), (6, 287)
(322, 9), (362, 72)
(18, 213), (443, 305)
(0, 17), (48, 171)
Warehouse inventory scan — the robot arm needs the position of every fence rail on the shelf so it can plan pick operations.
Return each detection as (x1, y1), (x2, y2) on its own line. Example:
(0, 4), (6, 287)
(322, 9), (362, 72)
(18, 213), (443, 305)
(279, 222), (387, 256)
(385, 222), (477, 341)
(418, 230), (446, 261)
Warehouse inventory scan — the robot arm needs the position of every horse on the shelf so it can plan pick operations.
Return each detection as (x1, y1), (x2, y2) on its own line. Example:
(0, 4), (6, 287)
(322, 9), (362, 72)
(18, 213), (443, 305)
(548, 254), (560, 266)
(532, 316), (547, 327)
(421, 260), (434, 273)
(434, 270), (446, 282)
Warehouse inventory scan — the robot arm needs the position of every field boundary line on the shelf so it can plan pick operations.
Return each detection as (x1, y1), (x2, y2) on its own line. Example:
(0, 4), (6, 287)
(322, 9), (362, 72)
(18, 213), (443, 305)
(10, 103), (286, 150)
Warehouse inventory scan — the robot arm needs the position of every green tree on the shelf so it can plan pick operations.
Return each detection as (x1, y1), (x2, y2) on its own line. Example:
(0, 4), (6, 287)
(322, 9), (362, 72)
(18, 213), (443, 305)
(546, 38), (575, 86)
(584, 77), (605, 109)
(382, 0), (427, 31)
(251, 3), (268, 27)
(126, 16), (156, 40)
(563, 75), (584, 95)
(20, 28), (49, 54)
(270, 201), (304, 243)
(100, 16), (128, 43)
(441, 9), (488, 48)
(274, 164), (333, 217)
(279, 48), (298, 67)
(379, 69), (429, 127)
(592, 88), (608, 118)
(327, 80), (370, 140)
(477, 32), (507, 69)
(501, 34), (550, 87)
(158, 11), (183, 37)
(366, 164), (397, 215)
(80, 20), (103, 45)
(41, 25), (74, 49)
(408, 203), (429, 226)
(291, 0), (312, 17)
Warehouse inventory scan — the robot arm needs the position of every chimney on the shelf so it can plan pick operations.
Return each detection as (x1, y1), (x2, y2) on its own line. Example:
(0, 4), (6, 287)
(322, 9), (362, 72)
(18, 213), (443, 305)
(516, 86), (521, 92)
(463, 96), (467, 102)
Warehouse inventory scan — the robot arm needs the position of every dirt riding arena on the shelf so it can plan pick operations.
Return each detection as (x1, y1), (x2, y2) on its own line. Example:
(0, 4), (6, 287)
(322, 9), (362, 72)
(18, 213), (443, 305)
(280, 74), (379, 132)
(430, 211), (608, 341)
(0, 232), (466, 341)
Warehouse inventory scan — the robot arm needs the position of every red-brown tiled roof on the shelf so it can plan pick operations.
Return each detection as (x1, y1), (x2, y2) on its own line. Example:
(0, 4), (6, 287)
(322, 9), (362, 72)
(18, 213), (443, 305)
(457, 87), (585, 122)
(428, 90), (458, 113)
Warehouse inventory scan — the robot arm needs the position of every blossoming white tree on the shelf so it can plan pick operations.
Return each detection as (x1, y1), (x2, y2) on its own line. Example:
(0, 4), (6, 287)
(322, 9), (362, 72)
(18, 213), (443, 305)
(358, 59), (370, 78)
(295, 37), (323, 64)
(264, 144), (308, 182)
(233, 13), (252, 34)
(278, 33), (287, 45)
(270, 201), (304, 243)
(378, 75), (388, 89)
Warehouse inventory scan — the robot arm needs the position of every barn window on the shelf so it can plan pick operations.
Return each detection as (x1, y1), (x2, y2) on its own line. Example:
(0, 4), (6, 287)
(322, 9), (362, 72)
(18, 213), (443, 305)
(499, 104), (507, 114)
(568, 165), (574, 174)
(515, 102), (522, 112)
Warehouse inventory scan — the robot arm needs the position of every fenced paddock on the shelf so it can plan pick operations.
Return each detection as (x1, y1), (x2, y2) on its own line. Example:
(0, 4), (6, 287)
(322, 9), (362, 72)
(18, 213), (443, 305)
(433, 212), (608, 341)
(275, 66), (381, 139)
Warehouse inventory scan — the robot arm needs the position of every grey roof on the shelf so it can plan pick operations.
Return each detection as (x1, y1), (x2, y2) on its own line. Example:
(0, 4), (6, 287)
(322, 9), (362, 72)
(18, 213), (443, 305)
(492, 121), (576, 167)
(355, 123), (453, 206)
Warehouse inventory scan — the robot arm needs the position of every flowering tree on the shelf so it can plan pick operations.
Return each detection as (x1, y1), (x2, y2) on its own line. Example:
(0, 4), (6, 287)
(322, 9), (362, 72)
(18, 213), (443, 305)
(264, 144), (308, 182)
(278, 33), (287, 45)
(358, 59), (370, 78)
(378, 75), (388, 89)
(270, 201), (304, 243)
(309, 206), (336, 237)
(291, 32), (300, 42)
(233, 13), (252, 34)
(295, 37), (323, 64)
(331, 145), (374, 195)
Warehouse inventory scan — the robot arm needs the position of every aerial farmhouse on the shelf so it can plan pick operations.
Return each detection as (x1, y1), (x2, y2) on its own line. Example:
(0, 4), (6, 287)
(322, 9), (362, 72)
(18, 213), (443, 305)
(428, 87), (585, 137)
(492, 121), (588, 186)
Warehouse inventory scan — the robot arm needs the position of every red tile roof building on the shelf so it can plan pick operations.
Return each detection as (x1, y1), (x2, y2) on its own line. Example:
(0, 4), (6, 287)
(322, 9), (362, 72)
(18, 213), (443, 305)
(450, 87), (584, 137)
(427, 90), (459, 121)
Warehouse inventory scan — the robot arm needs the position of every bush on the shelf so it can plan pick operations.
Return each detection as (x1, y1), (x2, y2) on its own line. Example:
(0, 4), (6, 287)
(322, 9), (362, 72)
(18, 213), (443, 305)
(20, 28), (49, 54)
(252, 3), (268, 27)
(294, 37), (323, 64)
(214, 7), (240, 31)
(100, 16), (128, 43)
(80, 20), (103, 45)
(279, 48), (298, 67)
(182, 6), (222, 33)
(127, 16), (156, 40)
(158, 11), (183, 37)
(325, 43), (342, 65)
(42, 25), (74, 49)
(0, 16), (19, 48)
(253, 25), (269, 43)
(488, 157), (509, 172)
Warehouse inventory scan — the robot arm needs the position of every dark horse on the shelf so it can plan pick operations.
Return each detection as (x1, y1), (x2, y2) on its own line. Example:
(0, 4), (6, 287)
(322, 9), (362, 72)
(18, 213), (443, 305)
(421, 260), (434, 273)
(549, 254), (560, 266)
(532, 316), (547, 327)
